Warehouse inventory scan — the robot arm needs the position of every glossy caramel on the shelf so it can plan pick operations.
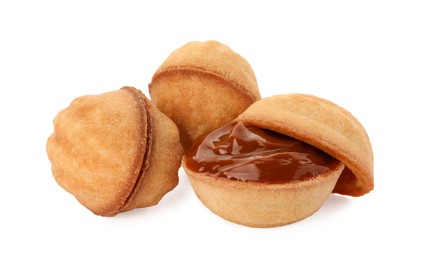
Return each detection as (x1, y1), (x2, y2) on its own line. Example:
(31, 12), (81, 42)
(185, 122), (338, 183)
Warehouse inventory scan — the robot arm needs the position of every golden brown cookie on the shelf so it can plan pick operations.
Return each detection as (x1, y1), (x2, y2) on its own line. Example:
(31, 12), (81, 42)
(184, 159), (344, 227)
(183, 94), (373, 227)
(236, 94), (374, 196)
(46, 87), (183, 216)
(149, 40), (261, 150)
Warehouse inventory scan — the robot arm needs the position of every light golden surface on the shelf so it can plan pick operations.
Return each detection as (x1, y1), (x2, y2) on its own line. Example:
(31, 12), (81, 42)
(47, 87), (183, 216)
(149, 40), (260, 150)
(184, 159), (344, 227)
(236, 94), (374, 196)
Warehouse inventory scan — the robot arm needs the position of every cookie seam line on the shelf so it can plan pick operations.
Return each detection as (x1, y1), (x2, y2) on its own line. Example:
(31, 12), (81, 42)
(118, 88), (153, 212)
(152, 66), (259, 101)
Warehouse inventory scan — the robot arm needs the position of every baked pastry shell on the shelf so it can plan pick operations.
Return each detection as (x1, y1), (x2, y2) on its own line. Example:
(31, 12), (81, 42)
(149, 40), (260, 150)
(183, 159), (345, 228)
(46, 87), (183, 216)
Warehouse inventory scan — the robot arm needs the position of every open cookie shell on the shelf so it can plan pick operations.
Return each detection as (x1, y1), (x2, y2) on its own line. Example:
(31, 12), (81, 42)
(182, 93), (373, 227)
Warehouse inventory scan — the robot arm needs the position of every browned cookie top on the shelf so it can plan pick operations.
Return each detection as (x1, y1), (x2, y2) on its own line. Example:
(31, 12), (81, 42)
(47, 87), (150, 216)
(236, 94), (374, 196)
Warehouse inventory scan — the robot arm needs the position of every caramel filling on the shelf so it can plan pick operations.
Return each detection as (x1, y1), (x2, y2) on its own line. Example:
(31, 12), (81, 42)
(185, 122), (338, 183)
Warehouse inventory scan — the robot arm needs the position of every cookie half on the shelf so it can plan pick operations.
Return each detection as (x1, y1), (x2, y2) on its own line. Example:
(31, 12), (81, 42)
(236, 94), (374, 196)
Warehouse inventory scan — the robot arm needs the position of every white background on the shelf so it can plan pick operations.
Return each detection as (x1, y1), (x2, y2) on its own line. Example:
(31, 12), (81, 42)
(1, 0), (420, 259)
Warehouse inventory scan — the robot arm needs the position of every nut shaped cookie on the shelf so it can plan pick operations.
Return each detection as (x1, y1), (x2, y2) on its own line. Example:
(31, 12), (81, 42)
(149, 40), (261, 150)
(183, 94), (373, 227)
(46, 87), (183, 216)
